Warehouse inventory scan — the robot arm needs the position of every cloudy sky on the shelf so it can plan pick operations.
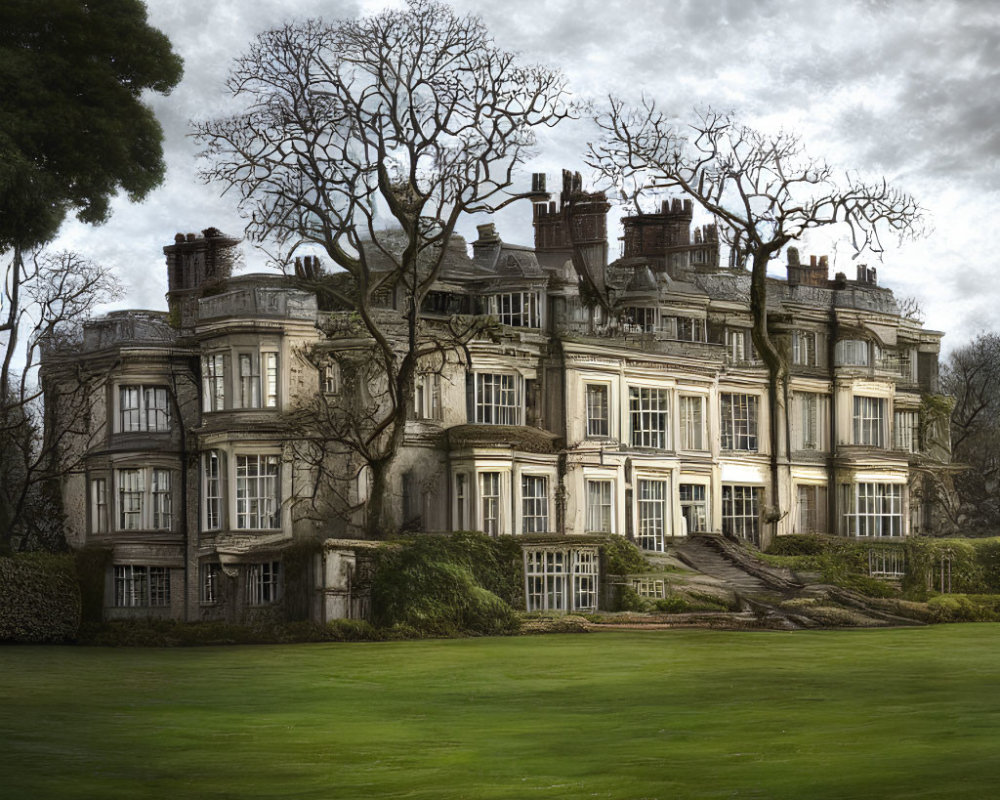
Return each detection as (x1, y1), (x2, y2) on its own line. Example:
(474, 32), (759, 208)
(50, 0), (1000, 353)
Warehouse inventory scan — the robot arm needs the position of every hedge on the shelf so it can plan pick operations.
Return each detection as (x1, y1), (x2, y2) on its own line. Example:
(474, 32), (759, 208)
(0, 553), (81, 642)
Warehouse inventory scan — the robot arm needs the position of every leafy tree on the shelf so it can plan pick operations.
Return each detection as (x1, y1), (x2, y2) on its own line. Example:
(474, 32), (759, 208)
(0, 0), (180, 549)
(195, 0), (572, 536)
(0, 0), (183, 250)
(586, 103), (924, 541)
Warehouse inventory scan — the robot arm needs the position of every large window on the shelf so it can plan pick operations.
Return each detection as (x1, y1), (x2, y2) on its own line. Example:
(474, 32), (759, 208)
(625, 307), (657, 332)
(894, 410), (919, 453)
(674, 316), (705, 342)
(679, 484), (707, 534)
(116, 468), (173, 531)
(853, 396), (886, 447)
(202, 353), (226, 412)
(237, 352), (279, 409)
(118, 385), (170, 432)
(479, 472), (501, 537)
(585, 383), (610, 438)
(835, 339), (870, 367)
(796, 484), (828, 533)
(637, 478), (668, 551)
(794, 392), (827, 451)
(525, 548), (599, 612)
(792, 330), (818, 366)
(472, 373), (521, 425)
(842, 483), (902, 537)
(630, 387), (670, 449)
(721, 393), (759, 451)
(246, 561), (281, 605)
(521, 475), (549, 533)
(114, 565), (171, 608)
(586, 479), (613, 533)
(525, 550), (566, 611)
(203, 451), (222, 531)
(489, 292), (540, 328)
(679, 395), (706, 450)
(722, 485), (762, 543)
(236, 455), (280, 530)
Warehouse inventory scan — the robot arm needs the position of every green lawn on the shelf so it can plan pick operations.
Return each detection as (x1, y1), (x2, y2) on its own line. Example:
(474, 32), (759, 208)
(3, 626), (1000, 799)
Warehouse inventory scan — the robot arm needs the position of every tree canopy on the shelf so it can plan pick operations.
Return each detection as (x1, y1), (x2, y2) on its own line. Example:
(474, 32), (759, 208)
(0, 0), (183, 249)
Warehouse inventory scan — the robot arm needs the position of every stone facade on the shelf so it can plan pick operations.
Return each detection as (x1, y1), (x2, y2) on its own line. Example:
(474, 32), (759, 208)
(43, 172), (949, 621)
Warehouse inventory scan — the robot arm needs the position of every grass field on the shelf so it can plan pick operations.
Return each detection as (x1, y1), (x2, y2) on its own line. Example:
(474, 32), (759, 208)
(2, 626), (1000, 799)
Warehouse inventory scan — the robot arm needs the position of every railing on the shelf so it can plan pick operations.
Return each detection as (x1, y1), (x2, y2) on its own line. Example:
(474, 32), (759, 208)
(556, 321), (727, 360)
(198, 287), (316, 321)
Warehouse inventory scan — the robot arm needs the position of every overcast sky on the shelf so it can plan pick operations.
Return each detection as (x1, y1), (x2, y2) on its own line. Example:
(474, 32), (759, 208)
(50, 0), (1000, 353)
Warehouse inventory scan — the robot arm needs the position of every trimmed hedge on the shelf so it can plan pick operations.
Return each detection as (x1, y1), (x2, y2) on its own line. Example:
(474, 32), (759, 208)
(0, 553), (81, 642)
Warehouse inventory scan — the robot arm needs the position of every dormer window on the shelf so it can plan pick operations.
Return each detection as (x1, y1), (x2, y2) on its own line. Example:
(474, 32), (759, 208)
(625, 307), (657, 333)
(489, 292), (540, 328)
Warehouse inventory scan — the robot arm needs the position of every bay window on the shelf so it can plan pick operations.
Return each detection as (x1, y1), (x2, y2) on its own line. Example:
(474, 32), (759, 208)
(470, 373), (521, 425)
(116, 467), (173, 531)
(202, 353), (226, 412)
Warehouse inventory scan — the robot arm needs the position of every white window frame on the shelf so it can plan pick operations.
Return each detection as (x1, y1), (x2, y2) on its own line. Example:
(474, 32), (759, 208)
(585, 383), (610, 438)
(721, 393), (759, 451)
(722, 484), (762, 543)
(245, 561), (281, 605)
(235, 455), (281, 530)
(585, 479), (614, 533)
(115, 467), (173, 531)
(414, 372), (443, 421)
(679, 483), (708, 534)
(795, 392), (827, 451)
(572, 549), (599, 611)
(117, 385), (171, 433)
(637, 478), (668, 551)
(472, 373), (522, 425)
(630, 387), (670, 450)
(490, 292), (540, 328)
(322, 360), (340, 394)
(91, 477), (109, 534)
(679, 395), (706, 451)
(842, 482), (903, 537)
(479, 472), (501, 537)
(521, 474), (549, 534)
(853, 396), (886, 447)
(114, 565), (171, 608)
(726, 328), (749, 362)
(202, 353), (226, 412)
(203, 451), (223, 531)
(894, 410), (919, 453)
(835, 339), (870, 367)
(792, 330), (818, 366)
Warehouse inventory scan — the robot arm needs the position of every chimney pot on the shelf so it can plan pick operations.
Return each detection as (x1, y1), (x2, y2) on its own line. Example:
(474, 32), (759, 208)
(174, 233), (185, 243)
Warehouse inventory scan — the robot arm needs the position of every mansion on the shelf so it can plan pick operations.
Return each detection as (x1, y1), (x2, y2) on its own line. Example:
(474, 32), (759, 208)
(43, 172), (949, 622)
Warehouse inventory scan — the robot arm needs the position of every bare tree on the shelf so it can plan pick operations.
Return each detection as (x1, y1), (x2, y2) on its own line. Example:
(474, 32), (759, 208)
(195, 0), (572, 536)
(0, 250), (121, 551)
(587, 101), (924, 535)
(942, 333), (1000, 530)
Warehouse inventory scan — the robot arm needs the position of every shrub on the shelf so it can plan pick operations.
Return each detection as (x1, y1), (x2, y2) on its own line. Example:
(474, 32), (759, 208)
(654, 594), (692, 613)
(601, 536), (649, 575)
(615, 586), (649, 612)
(371, 533), (520, 636)
(0, 553), (81, 642)
(766, 535), (832, 557)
